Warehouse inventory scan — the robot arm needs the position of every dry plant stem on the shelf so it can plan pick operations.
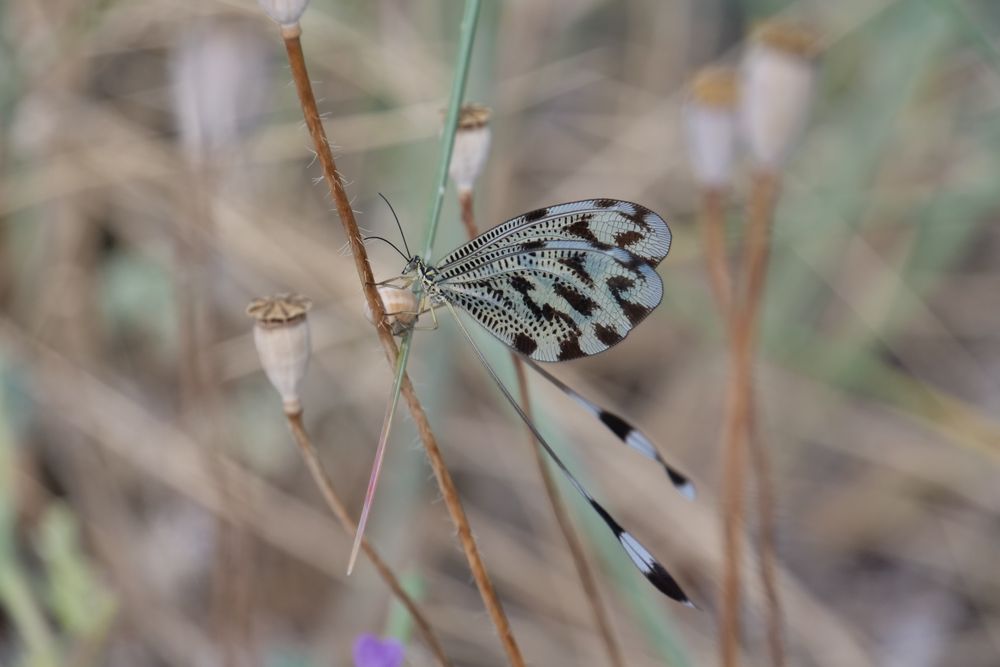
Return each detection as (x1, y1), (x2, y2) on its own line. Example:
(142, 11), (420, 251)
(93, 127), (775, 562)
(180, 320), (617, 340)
(718, 171), (784, 667)
(739, 172), (784, 667)
(462, 191), (625, 667)
(284, 411), (452, 667)
(280, 27), (525, 667)
(700, 188), (734, 317)
(397, 373), (525, 667)
(699, 186), (740, 666)
(699, 187), (742, 667)
(720, 353), (750, 667)
(458, 190), (478, 240)
(747, 413), (783, 667)
(741, 172), (779, 337)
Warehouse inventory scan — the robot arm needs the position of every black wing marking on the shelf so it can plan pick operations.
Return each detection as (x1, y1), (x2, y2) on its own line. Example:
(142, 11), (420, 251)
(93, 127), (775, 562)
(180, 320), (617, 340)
(437, 240), (663, 362)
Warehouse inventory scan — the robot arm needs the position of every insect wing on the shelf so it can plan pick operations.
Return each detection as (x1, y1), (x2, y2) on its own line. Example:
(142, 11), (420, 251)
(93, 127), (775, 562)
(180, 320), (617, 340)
(447, 302), (695, 606)
(436, 240), (663, 362)
(436, 199), (671, 271)
(522, 357), (695, 499)
(431, 199), (670, 362)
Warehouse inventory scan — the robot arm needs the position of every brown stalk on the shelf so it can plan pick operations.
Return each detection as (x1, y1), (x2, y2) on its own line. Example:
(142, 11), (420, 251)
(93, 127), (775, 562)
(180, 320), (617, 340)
(705, 173), (783, 667)
(720, 347), (750, 667)
(738, 172), (784, 667)
(747, 408), (782, 667)
(741, 172), (779, 336)
(279, 26), (526, 667)
(460, 190), (625, 667)
(458, 190), (478, 240)
(284, 411), (452, 667)
(699, 185), (742, 667)
(700, 188), (734, 318)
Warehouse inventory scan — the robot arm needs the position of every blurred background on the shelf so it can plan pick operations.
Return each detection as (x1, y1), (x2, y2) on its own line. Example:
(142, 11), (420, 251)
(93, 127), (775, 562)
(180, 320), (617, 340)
(1, 0), (999, 665)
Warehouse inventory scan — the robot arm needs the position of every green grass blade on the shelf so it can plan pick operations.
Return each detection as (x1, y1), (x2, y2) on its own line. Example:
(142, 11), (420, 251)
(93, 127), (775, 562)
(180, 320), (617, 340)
(422, 0), (482, 261)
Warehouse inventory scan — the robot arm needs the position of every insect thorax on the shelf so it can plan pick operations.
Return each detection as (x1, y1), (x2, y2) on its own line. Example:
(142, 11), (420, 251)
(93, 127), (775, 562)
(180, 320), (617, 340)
(403, 256), (442, 303)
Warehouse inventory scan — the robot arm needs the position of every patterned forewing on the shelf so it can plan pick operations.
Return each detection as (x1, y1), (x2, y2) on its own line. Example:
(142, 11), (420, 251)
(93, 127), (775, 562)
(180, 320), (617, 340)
(436, 199), (671, 274)
(436, 240), (663, 362)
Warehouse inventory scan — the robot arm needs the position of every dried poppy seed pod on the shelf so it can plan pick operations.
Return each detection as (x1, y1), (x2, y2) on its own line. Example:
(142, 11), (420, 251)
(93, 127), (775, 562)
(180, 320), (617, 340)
(740, 19), (820, 170)
(247, 294), (312, 415)
(448, 104), (492, 194)
(171, 21), (269, 165)
(363, 286), (419, 336)
(257, 0), (310, 30)
(685, 66), (739, 189)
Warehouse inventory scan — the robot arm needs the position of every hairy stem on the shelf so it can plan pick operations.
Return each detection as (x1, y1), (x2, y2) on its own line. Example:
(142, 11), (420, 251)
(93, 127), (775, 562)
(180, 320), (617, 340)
(279, 22), (525, 667)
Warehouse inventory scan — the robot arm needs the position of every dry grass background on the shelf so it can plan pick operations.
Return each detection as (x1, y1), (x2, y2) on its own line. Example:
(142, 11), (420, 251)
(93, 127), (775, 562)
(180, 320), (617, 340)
(1, 0), (1000, 666)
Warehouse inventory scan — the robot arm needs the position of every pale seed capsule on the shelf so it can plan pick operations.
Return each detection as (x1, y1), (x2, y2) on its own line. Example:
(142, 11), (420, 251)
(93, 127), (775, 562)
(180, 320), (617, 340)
(740, 19), (820, 170)
(685, 66), (738, 189)
(247, 294), (312, 415)
(257, 0), (311, 28)
(363, 286), (419, 336)
(448, 103), (492, 194)
(171, 21), (268, 164)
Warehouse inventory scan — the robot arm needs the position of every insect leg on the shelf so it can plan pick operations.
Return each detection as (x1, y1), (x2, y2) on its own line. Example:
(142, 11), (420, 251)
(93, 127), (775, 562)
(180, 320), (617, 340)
(373, 275), (414, 288)
(445, 303), (695, 607)
(423, 300), (440, 331)
(408, 298), (442, 332)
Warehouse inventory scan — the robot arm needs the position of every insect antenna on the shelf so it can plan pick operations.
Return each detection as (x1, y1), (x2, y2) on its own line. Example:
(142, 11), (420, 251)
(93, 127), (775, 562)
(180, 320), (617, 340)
(445, 302), (695, 607)
(363, 234), (409, 262)
(521, 357), (695, 500)
(378, 192), (412, 258)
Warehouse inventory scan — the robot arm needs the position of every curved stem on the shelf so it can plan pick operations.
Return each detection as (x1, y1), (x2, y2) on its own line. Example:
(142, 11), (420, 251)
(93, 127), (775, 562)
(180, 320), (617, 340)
(279, 12), (525, 666)
(717, 172), (784, 667)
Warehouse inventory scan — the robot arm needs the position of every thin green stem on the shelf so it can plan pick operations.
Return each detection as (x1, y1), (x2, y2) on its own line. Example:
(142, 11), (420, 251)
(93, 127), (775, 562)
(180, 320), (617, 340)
(376, 4), (529, 662)
(385, 572), (425, 642)
(422, 0), (482, 260)
(400, 0), (480, 540)
(394, 0), (479, 523)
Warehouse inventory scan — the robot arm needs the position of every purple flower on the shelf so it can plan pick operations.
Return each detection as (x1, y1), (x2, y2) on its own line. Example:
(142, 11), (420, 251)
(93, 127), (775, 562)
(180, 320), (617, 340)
(353, 634), (405, 667)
